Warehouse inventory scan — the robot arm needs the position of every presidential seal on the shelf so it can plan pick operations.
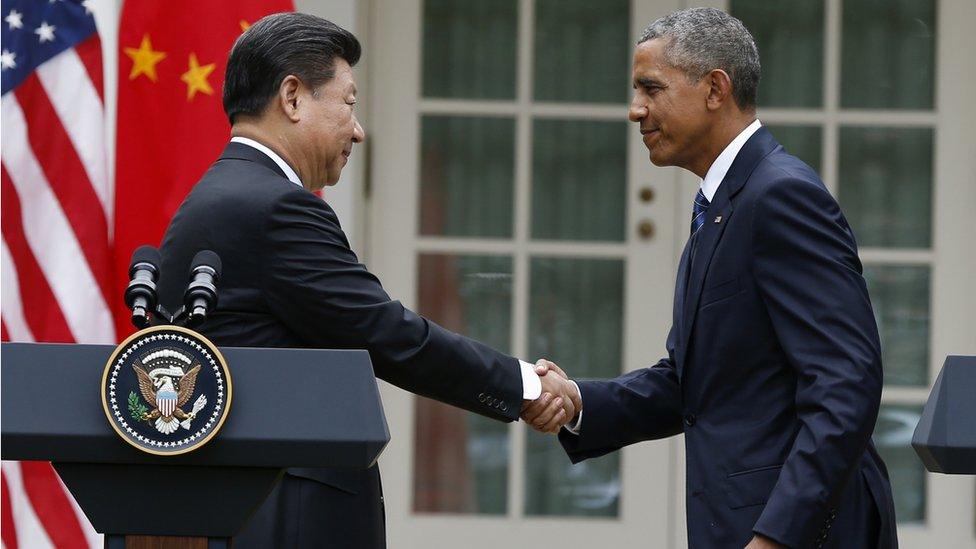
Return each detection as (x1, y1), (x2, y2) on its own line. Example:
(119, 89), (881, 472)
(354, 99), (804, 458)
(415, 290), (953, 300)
(101, 325), (232, 455)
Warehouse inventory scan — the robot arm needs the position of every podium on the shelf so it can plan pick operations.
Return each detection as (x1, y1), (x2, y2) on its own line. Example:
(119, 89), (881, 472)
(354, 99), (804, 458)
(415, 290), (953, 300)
(912, 355), (976, 474)
(1, 342), (390, 548)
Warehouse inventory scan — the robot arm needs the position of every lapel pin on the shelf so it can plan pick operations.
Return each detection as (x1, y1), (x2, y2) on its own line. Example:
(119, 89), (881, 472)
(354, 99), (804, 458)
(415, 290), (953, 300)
(714, 215), (723, 223)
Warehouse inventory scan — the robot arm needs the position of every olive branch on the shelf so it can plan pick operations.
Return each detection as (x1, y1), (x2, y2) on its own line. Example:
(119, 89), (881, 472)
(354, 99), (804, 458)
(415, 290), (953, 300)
(128, 391), (150, 423)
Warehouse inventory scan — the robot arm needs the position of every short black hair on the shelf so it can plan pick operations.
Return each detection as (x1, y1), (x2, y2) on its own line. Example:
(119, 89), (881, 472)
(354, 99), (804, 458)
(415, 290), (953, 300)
(222, 12), (362, 124)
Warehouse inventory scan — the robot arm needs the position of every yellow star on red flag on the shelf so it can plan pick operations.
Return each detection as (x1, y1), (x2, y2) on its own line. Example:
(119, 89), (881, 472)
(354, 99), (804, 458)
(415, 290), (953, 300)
(240, 20), (251, 32)
(180, 53), (217, 101)
(124, 34), (167, 82)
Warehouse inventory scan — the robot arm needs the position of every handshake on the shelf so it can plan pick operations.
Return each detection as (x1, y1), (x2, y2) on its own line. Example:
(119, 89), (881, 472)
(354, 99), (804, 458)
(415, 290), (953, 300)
(521, 360), (581, 434)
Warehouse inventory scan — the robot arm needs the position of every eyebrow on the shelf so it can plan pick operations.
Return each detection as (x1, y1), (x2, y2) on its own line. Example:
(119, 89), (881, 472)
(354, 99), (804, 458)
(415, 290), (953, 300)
(634, 77), (664, 89)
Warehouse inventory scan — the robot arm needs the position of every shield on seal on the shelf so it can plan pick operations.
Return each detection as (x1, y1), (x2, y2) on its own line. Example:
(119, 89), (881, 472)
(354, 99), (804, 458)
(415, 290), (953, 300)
(157, 389), (178, 417)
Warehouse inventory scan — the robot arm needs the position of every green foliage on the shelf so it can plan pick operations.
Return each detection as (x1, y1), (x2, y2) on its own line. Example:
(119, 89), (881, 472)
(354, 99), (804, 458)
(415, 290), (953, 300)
(128, 391), (149, 423)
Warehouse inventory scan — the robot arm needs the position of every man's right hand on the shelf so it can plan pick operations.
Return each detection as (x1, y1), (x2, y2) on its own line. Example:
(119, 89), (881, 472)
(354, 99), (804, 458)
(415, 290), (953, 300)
(520, 359), (580, 434)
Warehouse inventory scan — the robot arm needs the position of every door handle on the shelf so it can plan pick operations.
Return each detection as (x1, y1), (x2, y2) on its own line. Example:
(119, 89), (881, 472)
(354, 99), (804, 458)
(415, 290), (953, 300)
(638, 186), (655, 203)
(637, 219), (654, 240)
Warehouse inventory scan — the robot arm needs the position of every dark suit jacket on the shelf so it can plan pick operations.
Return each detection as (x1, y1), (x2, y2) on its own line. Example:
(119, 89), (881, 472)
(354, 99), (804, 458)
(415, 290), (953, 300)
(158, 142), (523, 548)
(559, 128), (898, 549)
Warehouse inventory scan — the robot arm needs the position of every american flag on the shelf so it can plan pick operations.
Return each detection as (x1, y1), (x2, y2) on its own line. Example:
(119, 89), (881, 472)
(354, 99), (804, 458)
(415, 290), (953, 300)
(2, 0), (112, 547)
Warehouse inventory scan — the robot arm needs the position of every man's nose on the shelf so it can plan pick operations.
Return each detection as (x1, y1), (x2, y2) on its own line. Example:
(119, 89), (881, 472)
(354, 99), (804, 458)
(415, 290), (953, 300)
(352, 118), (365, 143)
(628, 97), (647, 123)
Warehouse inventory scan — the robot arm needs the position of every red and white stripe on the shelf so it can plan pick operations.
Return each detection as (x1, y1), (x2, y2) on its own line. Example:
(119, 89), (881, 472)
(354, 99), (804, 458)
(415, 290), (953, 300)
(1, 33), (113, 549)
(158, 395), (176, 418)
(1, 462), (101, 549)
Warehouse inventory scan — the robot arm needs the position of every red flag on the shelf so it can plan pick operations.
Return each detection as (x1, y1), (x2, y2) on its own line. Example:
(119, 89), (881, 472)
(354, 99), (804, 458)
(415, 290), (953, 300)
(114, 0), (293, 338)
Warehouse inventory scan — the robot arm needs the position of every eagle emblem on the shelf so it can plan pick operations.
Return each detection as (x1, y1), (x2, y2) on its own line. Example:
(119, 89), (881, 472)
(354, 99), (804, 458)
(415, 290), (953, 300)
(102, 326), (231, 455)
(130, 349), (208, 434)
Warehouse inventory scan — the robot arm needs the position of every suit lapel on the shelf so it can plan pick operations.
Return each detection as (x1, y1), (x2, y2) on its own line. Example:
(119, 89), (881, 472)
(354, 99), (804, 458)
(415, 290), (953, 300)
(673, 237), (693, 375)
(678, 127), (781, 363)
(680, 189), (733, 354)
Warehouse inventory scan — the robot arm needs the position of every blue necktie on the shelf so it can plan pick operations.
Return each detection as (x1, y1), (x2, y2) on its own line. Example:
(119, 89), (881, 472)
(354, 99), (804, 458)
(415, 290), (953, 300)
(691, 189), (710, 237)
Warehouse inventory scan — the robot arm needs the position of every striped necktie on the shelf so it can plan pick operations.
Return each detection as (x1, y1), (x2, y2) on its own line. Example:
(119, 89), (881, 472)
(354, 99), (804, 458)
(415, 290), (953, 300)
(691, 188), (710, 237)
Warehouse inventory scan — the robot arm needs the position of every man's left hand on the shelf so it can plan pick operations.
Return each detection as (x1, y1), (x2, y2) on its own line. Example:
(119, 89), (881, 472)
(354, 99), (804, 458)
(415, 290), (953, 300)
(745, 534), (786, 549)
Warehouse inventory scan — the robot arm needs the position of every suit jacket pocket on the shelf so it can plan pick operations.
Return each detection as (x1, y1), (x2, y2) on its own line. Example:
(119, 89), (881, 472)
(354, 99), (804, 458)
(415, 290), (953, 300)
(700, 277), (741, 309)
(724, 464), (783, 509)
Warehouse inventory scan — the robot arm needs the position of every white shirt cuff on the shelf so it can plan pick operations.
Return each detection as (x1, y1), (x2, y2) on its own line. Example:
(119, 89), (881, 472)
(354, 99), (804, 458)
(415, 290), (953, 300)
(519, 360), (542, 400)
(563, 380), (583, 435)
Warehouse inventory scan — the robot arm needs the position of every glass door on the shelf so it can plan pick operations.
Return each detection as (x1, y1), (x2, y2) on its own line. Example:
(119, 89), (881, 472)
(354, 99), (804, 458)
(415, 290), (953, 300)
(366, 0), (976, 547)
(367, 0), (686, 547)
(714, 0), (976, 546)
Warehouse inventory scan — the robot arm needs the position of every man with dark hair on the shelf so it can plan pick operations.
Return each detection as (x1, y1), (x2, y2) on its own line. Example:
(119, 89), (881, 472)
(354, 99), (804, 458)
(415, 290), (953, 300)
(157, 12), (578, 548)
(527, 7), (897, 549)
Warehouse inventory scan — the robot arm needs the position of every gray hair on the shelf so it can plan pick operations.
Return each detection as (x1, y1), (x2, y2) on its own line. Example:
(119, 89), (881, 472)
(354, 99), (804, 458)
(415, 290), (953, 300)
(638, 7), (760, 110)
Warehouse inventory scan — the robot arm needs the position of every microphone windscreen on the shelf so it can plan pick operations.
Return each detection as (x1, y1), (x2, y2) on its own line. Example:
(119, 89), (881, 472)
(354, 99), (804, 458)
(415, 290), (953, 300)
(190, 250), (222, 278)
(129, 245), (161, 275)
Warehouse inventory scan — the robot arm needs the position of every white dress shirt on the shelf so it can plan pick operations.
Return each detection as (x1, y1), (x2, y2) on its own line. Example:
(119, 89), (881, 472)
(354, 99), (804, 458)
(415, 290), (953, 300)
(700, 119), (762, 202)
(564, 119), (763, 435)
(229, 136), (543, 401)
(230, 136), (304, 187)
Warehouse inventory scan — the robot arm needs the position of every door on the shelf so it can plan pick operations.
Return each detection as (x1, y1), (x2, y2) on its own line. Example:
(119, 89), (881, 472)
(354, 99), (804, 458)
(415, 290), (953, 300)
(364, 0), (976, 547)
(367, 0), (685, 547)
(712, 0), (976, 546)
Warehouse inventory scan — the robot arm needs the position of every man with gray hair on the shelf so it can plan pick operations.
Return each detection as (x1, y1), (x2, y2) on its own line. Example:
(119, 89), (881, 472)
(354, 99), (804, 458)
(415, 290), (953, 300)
(527, 7), (897, 548)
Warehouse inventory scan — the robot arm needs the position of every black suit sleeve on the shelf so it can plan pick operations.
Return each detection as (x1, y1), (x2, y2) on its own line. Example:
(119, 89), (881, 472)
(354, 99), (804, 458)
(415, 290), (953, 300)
(557, 326), (683, 462)
(260, 188), (522, 421)
(749, 177), (883, 547)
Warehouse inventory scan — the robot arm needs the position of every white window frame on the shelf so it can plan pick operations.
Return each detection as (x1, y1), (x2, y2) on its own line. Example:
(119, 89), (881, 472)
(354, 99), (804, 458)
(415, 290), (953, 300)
(361, 0), (976, 546)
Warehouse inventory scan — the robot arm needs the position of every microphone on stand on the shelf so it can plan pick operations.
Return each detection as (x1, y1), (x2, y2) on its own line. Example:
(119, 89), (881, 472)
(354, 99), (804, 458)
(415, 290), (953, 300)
(183, 250), (221, 328)
(124, 246), (161, 329)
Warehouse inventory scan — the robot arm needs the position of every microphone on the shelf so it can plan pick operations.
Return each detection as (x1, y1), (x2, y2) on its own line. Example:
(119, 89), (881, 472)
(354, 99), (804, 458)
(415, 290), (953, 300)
(183, 250), (222, 327)
(124, 246), (161, 329)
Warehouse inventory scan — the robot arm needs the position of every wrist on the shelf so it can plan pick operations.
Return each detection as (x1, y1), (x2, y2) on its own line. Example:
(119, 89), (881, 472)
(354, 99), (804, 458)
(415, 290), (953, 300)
(568, 380), (582, 411)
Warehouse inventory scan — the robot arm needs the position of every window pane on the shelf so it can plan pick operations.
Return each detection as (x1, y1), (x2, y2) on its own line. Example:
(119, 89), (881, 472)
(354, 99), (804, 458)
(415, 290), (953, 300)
(422, 0), (518, 99)
(838, 127), (933, 248)
(525, 257), (624, 517)
(531, 120), (627, 241)
(766, 124), (822, 173)
(874, 405), (926, 523)
(731, 0), (824, 108)
(420, 116), (516, 238)
(534, 0), (630, 103)
(414, 254), (514, 514)
(863, 265), (930, 387)
(841, 0), (936, 109)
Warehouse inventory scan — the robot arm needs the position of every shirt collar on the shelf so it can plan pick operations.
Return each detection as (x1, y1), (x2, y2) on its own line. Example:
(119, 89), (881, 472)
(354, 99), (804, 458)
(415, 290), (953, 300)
(699, 119), (762, 202)
(229, 136), (303, 188)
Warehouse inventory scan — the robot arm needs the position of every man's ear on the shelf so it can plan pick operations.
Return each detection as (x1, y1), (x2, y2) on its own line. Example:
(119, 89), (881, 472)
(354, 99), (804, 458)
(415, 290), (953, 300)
(705, 69), (734, 111)
(277, 75), (302, 122)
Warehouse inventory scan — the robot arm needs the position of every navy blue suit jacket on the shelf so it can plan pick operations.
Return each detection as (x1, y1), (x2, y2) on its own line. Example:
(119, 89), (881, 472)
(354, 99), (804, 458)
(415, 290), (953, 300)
(559, 128), (898, 548)
(158, 143), (524, 548)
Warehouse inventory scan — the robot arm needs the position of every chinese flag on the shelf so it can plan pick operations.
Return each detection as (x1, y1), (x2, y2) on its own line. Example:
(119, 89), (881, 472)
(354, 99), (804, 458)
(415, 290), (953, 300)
(114, 0), (292, 338)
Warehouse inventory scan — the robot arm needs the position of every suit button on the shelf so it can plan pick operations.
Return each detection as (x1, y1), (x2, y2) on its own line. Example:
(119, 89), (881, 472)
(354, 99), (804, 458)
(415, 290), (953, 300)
(501, 403), (508, 412)
(478, 393), (486, 403)
(684, 413), (697, 427)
